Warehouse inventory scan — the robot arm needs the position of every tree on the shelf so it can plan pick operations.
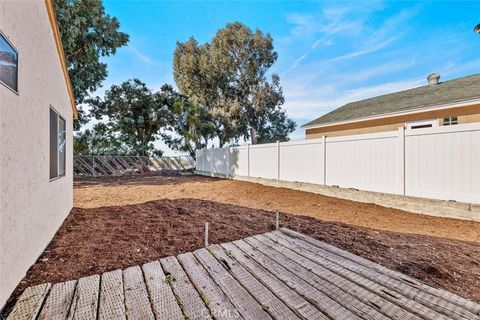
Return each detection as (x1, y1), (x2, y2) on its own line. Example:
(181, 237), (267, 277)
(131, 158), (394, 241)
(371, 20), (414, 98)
(162, 94), (216, 158)
(89, 79), (173, 156)
(173, 38), (240, 147)
(73, 123), (127, 155)
(173, 22), (296, 146)
(53, 0), (129, 128)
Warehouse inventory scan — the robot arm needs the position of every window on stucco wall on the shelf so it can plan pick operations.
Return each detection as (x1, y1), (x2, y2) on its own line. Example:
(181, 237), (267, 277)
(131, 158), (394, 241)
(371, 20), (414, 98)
(50, 108), (66, 179)
(0, 33), (18, 92)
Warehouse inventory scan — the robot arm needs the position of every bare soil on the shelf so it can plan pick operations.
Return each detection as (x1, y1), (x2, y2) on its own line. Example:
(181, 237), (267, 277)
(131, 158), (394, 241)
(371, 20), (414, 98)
(2, 175), (480, 316)
(74, 175), (480, 242)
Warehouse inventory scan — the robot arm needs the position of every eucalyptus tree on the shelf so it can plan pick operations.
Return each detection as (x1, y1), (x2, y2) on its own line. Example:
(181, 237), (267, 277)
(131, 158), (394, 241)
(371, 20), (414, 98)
(173, 22), (295, 146)
(53, 0), (129, 128)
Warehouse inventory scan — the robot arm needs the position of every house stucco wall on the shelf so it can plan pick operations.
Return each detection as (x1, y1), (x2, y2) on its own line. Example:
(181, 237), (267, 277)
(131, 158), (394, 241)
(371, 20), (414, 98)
(0, 1), (73, 308)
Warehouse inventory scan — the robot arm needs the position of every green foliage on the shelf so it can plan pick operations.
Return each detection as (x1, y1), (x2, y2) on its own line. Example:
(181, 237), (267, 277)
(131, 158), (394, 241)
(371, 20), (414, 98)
(73, 123), (127, 155)
(174, 22), (296, 146)
(89, 79), (174, 156)
(162, 94), (216, 158)
(53, 0), (129, 129)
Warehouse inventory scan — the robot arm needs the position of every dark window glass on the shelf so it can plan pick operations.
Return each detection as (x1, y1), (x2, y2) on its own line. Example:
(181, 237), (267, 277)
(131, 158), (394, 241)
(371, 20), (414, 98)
(0, 34), (18, 92)
(58, 116), (66, 176)
(443, 116), (458, 126)
(50, 109), (59, 179)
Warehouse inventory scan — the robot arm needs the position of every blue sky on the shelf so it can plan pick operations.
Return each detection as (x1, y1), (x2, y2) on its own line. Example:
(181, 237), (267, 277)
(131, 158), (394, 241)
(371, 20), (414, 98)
(97, 0), (480, 151)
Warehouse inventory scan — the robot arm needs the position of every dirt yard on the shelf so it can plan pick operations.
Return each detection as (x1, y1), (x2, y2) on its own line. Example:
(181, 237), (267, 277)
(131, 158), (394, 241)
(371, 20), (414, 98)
(3, 174), (480, 316)
(74, 175), (480, 242)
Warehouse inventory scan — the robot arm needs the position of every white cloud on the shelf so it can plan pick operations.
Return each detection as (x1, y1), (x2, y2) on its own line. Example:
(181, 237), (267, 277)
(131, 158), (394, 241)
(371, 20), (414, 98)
(127, 46), (162, 65)
(283, 78), (424, 121)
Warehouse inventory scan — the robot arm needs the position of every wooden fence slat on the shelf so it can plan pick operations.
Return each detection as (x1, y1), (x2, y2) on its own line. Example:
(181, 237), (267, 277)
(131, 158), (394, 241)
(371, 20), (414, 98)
(76, 157), (96, 175)
(98, 269), (126, 320)
(220, 243), (327, 320)
(108, 156), (127, 175)
(278, 229), (479, 319)
(39, 280), (77, 320)
(67, 275), (100, 320)
(117, 157), (140, 175)
(6, 283), (51, 320)
(208, 244), (300, 320)
(233, 239), (360, 320)
(95, 156), (117, 175)
(194, 248), (272, 320)
(123, 266), (155, 320)
(177, 252), (241, 320)
(142, 260), (184, 320)
(88, 156), (108, 175)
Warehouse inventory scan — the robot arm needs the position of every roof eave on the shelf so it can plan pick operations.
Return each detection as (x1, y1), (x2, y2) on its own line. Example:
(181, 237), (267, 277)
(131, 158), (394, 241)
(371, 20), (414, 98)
(301, 97), (480, 130)
(44, 0), (78, 120)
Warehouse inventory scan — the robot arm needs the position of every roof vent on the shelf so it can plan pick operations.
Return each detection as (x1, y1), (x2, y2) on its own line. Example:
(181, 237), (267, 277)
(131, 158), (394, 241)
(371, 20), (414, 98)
(427, 73), (440, 85)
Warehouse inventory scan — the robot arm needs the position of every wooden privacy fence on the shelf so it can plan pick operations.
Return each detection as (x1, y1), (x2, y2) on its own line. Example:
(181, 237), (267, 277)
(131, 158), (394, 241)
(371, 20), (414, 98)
(74, 155), (195, 176)
(197, 122), (480, 204)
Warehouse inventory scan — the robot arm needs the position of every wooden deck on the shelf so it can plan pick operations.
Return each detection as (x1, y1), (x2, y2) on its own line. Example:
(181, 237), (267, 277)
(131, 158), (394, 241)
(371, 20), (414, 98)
(7, 228), (480, 319)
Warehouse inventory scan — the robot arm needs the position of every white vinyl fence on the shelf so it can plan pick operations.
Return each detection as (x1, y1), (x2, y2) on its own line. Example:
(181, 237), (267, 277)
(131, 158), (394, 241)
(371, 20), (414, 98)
(196, 123), (480, 204)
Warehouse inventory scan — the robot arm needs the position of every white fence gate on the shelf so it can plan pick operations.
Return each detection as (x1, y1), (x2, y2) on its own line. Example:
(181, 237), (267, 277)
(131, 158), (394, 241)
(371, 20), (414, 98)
(196, 123), (480, 204)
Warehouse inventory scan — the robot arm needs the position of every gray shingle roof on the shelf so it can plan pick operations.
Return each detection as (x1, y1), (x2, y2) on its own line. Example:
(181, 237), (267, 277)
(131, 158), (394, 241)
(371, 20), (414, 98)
(302, 73), (480, 128)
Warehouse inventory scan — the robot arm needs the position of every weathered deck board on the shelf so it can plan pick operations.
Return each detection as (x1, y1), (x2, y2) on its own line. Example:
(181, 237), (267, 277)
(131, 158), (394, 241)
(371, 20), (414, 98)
(281, 227), (480, 316)
(123, 266), (154, 320)
(177, 252), (241, 320)
(98, 270), (126, 320)
(67, 275), (100, 320)
(245, 235), (389, 320)
(259, 233), (423, 320)
(160, 256), (212, 320)
(141, 260), (184, 320)
(233, 239), (361, 320)
(208, 244), (301, 320)
(6, 283), (51, 320)
(194, 248), (272, 320)
(6, 229), (479, 320)
(39, 280), (76, 320)
(277, 229), (478, 319)
(265, 231), (449, 320)
(220, 243), (327, 320)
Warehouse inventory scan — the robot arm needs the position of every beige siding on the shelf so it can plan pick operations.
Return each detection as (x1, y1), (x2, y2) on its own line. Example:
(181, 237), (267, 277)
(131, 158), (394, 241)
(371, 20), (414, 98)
(306, 105), (480, 138)
(0, 1), (73, 308)
(459, 113), (480, 124)
(306, 123), (404, 139)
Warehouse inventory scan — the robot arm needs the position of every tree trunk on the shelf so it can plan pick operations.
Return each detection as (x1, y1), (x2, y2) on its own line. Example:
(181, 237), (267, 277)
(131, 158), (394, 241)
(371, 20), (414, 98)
(249, 127), (257, 145)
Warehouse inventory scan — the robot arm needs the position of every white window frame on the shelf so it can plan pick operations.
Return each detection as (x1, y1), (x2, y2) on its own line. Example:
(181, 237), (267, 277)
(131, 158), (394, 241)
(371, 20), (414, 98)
(50, 107), (66, 181)
(443, 116), (458, 126)
(406, 119), (439, 130)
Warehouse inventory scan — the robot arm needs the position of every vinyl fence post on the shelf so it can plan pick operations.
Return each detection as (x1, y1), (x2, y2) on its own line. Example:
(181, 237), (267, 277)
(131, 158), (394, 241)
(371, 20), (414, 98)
(322, 135), (327, 185)
(247, 144), (250, 177)
(226, 147), (230, 178)
(398, 127), (406, 196)
(277, 140), (280, 180)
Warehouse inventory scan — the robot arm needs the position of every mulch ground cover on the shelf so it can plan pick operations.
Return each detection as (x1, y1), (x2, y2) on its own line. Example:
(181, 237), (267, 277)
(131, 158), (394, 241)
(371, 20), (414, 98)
(2, 197), (479, 317)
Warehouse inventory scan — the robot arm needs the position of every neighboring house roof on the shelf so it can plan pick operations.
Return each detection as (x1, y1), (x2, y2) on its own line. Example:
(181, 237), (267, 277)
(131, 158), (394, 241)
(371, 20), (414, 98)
(44, 0), (78, 119)
(302, 73), (480, 129)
